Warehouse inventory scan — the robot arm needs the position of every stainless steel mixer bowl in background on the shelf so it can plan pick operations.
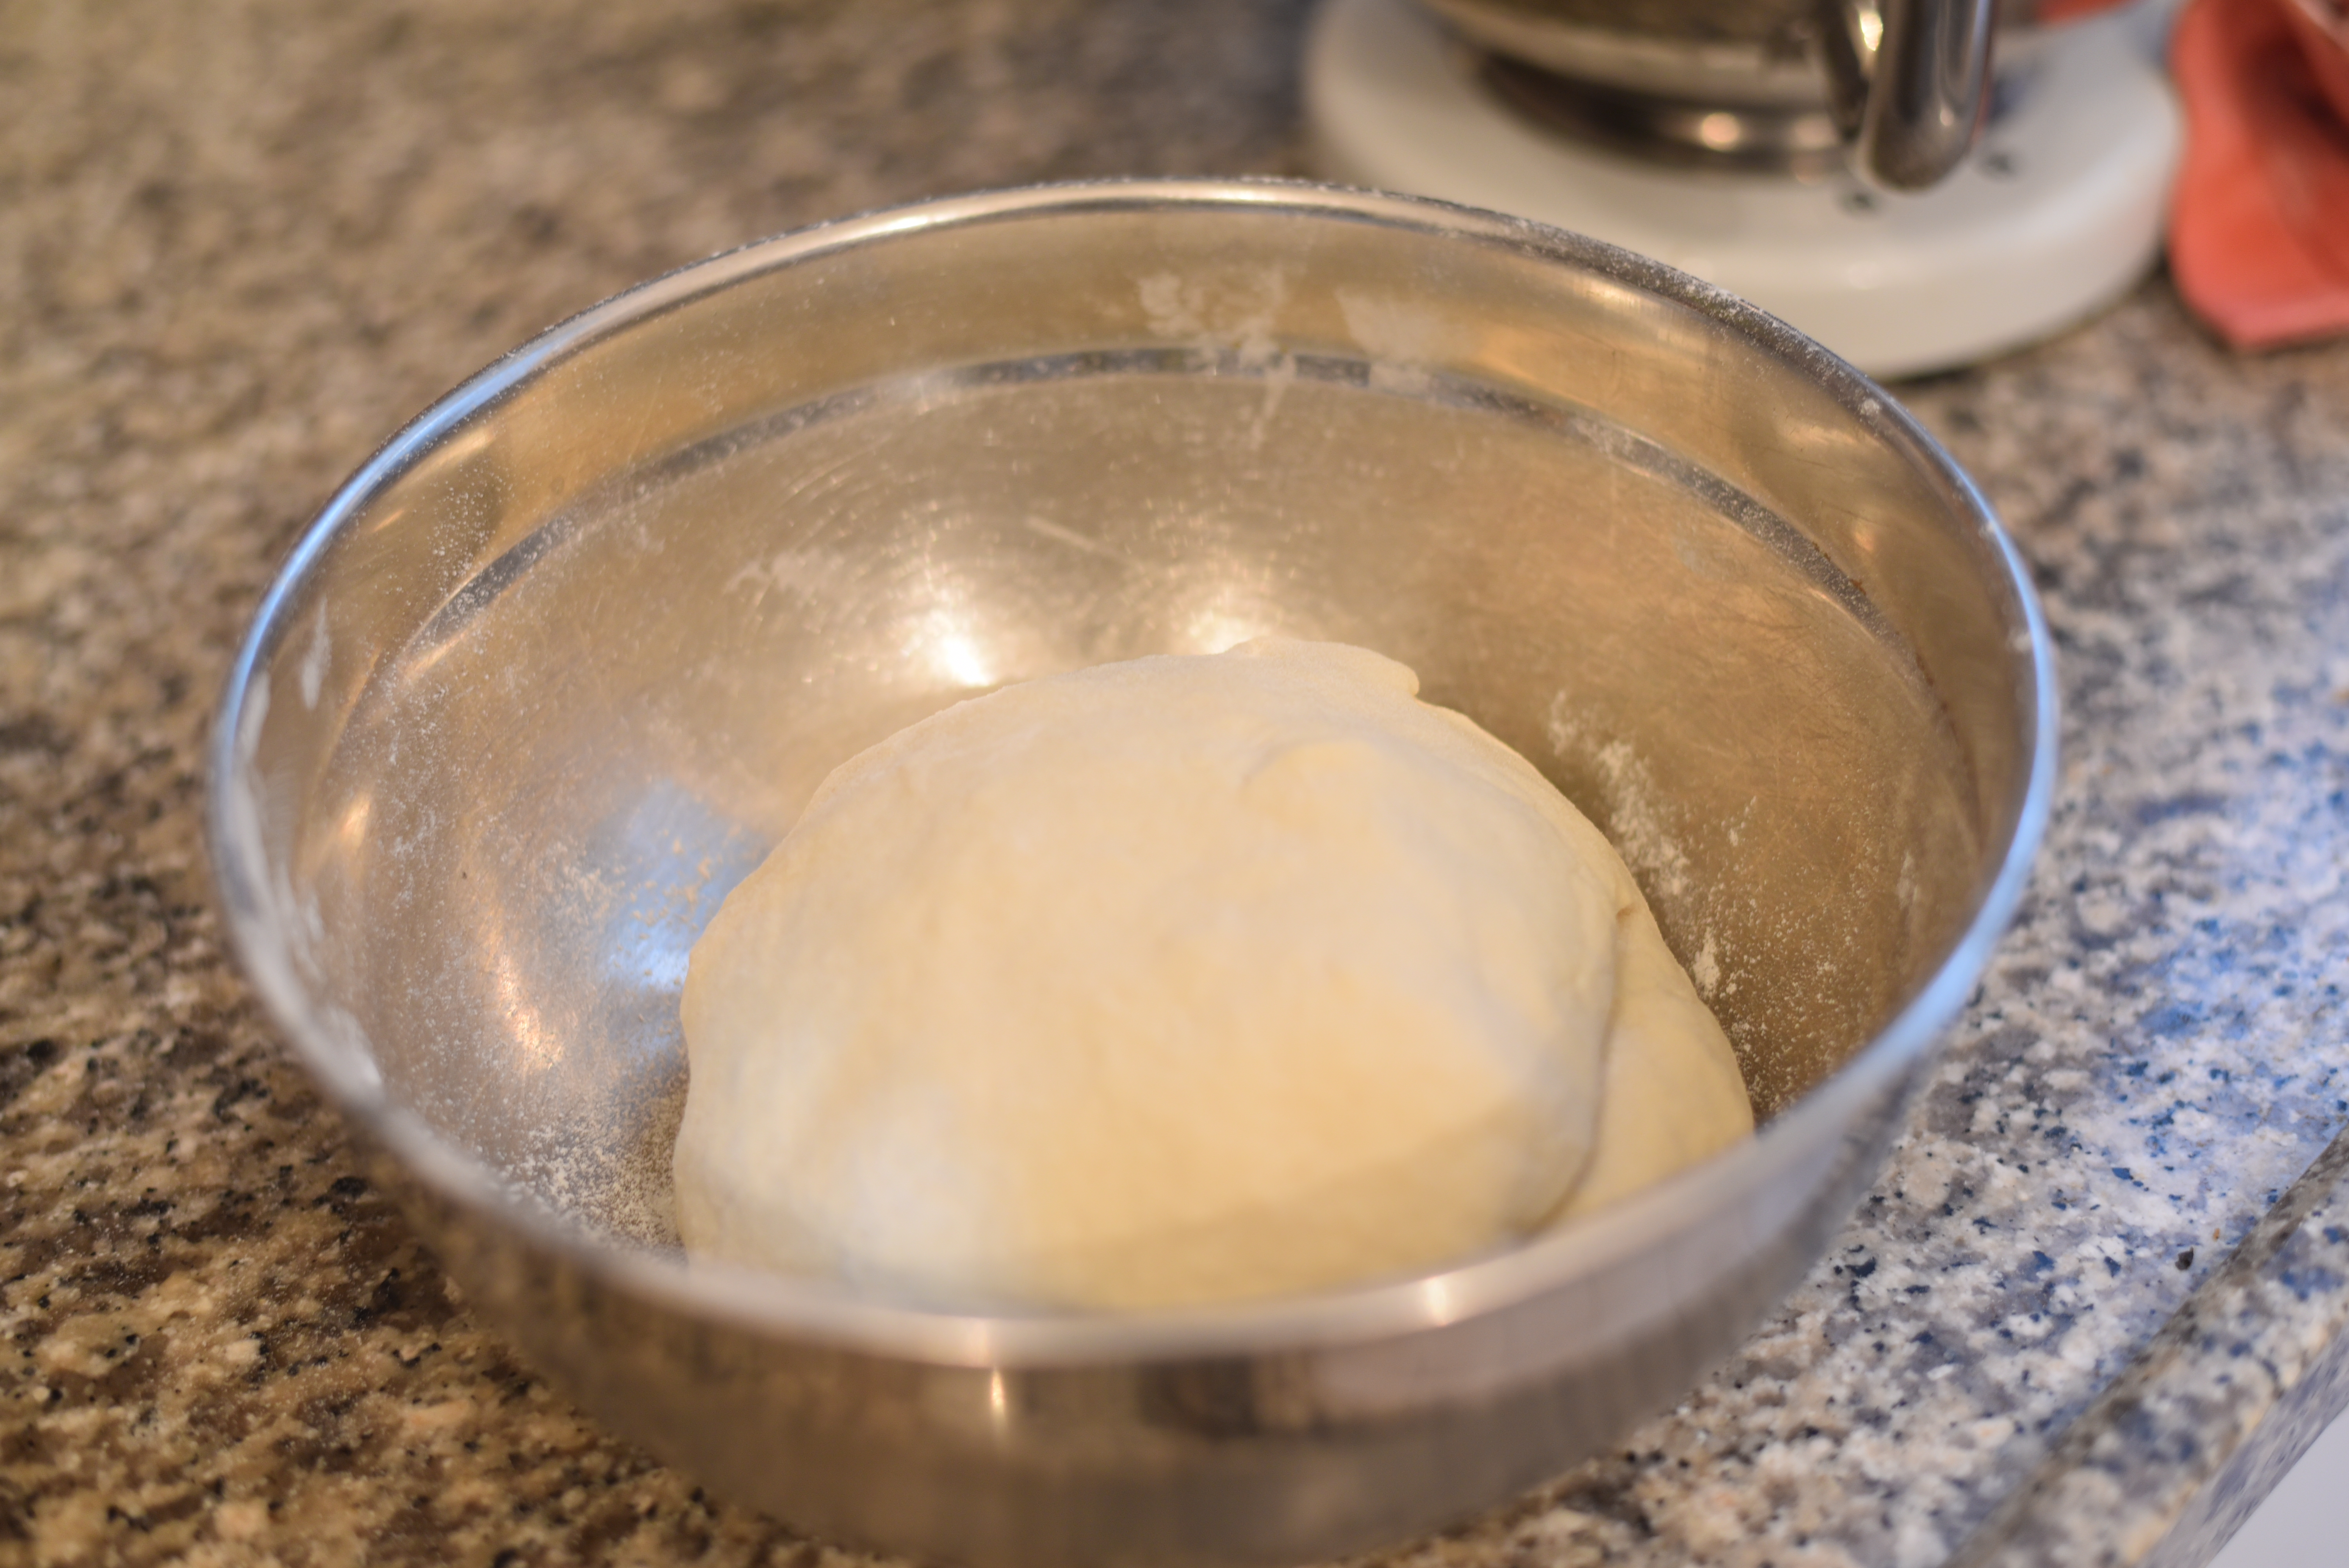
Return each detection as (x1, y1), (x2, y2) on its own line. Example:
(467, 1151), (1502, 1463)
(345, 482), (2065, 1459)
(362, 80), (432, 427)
(1418, 0), (2007, 185)
(209, 180), (2054, 1568)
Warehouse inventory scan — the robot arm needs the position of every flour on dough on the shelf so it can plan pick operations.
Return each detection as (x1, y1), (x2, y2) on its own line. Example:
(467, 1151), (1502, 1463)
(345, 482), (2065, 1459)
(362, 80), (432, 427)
(674, 637), (1750, 1311)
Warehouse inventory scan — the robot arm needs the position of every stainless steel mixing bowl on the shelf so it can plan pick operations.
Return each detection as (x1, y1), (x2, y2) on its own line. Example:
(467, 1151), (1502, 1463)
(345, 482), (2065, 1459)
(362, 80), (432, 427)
(209, 180), (2053, 1568)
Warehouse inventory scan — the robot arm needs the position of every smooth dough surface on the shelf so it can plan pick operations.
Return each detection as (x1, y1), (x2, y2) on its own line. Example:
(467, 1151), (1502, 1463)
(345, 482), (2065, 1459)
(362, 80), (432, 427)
(675, 638), (1750, 1311)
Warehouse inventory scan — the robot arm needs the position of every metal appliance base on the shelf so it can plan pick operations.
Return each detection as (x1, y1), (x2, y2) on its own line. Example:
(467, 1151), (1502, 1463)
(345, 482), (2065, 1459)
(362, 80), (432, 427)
(1306, 0), (2182, 378)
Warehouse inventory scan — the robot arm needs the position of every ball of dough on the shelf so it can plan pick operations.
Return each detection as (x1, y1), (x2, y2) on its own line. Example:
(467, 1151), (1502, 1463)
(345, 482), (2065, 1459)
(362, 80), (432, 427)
(674, 638), (1749, 1311)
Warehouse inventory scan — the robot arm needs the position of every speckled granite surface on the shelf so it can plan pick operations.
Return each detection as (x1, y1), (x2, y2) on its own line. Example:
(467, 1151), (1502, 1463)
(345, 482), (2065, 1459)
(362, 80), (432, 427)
(3, 2), (2347, 1565)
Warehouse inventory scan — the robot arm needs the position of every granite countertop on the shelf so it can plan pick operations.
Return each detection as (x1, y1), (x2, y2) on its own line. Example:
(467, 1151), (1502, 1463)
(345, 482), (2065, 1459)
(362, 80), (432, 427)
(5, 2), (2348, 1564)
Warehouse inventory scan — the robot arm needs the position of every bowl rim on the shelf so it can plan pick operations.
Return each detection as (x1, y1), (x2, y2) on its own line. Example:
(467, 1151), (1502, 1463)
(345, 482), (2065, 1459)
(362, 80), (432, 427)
(207, 175), (2058, 1368)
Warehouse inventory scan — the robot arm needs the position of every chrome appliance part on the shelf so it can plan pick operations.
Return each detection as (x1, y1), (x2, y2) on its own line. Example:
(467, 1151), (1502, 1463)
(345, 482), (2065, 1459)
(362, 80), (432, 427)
(1480, 52), (1848, 175)
(1820, 0), (2001, 187)
(210, 180), (2054, 1568)
(1309, 0), (2182, 378)
(1422, 0), (1999, 186)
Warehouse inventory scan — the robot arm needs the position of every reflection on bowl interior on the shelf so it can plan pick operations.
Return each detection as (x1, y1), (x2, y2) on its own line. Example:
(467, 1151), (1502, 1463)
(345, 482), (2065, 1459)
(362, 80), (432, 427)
(292, 347), (1978, 1265)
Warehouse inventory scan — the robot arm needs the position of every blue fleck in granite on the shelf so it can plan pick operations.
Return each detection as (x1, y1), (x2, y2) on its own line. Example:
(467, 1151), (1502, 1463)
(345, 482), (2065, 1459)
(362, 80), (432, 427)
(1950, 1126), (2349, 1568)
(2, 2), (2345, 1564)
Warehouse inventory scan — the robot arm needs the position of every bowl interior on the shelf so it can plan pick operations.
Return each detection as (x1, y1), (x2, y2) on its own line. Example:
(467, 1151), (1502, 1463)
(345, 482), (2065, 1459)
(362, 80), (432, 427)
(225, 187), (2029, 1273)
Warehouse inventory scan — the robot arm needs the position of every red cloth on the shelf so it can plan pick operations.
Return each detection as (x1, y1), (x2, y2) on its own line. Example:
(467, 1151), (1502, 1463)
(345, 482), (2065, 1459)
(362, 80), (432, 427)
(2169, 0), (2349, 348)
